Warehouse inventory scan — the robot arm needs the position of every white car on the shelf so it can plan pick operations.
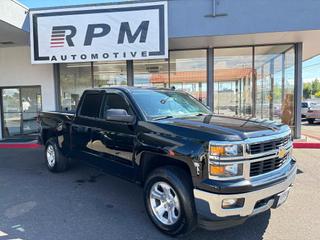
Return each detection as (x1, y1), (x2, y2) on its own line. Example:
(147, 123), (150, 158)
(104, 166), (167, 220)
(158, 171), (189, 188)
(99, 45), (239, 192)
(301, 101), (317, 118)
(306, 103), (320, 124)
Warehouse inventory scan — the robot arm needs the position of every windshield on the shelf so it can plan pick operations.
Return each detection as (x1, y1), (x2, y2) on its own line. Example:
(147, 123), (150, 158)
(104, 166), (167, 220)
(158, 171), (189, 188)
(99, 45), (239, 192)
(131, 89), (211, 120)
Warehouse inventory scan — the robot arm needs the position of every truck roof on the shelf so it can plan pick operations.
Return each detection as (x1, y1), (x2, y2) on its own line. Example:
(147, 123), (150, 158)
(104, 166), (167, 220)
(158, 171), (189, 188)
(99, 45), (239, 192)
(88, 86), (177, 93)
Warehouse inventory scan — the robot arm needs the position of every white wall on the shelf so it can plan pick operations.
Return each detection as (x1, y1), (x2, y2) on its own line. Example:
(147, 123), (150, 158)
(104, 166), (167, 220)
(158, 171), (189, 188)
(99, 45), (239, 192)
(0, 46), (56, 139)
(0, 46), (56, 112)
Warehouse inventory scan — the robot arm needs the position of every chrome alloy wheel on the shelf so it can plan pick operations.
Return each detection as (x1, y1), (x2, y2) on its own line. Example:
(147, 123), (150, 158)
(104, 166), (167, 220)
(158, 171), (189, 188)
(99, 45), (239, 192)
(149, 181), (181, 225)
(46, 145), (56, 167)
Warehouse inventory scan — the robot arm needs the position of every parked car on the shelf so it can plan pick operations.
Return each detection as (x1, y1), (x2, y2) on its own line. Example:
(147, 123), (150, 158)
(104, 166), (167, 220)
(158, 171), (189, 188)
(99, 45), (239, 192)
(301, 101), (317, 118)
(39, 87), (297, 236)
(306, 103), (320, 124)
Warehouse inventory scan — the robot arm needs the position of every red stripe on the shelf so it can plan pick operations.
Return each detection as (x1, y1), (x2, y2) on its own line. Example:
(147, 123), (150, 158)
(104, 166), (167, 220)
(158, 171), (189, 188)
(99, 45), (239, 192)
(51, 41), (64, 44)
(50, 46), (64, 48)
(51, 38), (65, 41)
(0, 143), (41, 149)
(293, 142), (320, 149)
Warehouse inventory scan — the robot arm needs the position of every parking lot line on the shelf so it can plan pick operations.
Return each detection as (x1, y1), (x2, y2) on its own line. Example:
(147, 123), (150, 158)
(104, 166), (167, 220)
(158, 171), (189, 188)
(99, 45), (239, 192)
(0, 231), (8, 237)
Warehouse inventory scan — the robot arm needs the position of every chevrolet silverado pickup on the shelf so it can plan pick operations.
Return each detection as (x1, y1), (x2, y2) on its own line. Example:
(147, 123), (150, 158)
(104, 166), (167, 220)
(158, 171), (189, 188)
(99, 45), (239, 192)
(39, 87), (297, 236)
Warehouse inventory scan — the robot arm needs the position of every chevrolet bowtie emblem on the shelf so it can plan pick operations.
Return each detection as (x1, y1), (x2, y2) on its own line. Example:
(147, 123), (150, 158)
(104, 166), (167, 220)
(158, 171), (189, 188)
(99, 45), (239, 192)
(278, 147), (286, 158)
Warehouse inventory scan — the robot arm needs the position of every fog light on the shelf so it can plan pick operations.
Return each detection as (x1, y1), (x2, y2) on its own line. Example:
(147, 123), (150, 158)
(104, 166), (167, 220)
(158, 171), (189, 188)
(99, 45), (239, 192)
(222, 198), (245, 209)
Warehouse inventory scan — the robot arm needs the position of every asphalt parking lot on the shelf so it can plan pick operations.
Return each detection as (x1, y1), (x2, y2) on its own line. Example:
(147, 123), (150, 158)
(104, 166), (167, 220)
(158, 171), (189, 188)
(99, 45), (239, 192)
(0, 148), (319, 240)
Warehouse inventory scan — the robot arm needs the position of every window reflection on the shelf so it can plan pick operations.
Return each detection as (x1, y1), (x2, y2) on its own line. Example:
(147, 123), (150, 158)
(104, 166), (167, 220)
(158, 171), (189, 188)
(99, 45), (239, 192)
(214, 47), (253, 116)
(93, 61), (127, 87)
(255, 45), (295, 128)
(60, 63), (92, 111)
(133, 59), (169, 87)
(170, 50), (207, 104)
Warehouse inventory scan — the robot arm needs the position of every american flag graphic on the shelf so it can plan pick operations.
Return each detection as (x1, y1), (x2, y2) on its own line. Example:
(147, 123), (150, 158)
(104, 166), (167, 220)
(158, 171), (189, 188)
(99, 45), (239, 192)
(50, 27), (66, 48)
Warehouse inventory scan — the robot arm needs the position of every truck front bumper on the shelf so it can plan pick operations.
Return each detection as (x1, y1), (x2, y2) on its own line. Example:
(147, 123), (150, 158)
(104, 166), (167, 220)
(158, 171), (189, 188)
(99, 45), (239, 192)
(193, 160), (297, 230)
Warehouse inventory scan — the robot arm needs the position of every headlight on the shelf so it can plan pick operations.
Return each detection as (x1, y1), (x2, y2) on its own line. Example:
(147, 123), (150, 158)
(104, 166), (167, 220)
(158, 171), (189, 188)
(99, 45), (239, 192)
(209, 144), (243, 158)
(209, 163), (243, 178)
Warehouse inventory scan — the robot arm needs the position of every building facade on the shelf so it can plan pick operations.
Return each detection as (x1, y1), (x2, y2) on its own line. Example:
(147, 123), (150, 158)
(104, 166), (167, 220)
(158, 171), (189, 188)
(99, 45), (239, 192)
(1, 0), (320, 139)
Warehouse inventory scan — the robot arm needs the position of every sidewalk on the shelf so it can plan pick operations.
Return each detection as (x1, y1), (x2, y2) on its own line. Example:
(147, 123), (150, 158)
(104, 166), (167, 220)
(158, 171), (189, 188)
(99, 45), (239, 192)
(296, 122), (320, 148)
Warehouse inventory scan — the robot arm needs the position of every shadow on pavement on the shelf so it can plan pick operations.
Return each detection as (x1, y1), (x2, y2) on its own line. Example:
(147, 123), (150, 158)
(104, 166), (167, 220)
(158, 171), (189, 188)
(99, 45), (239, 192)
(0, 148), (270, 240)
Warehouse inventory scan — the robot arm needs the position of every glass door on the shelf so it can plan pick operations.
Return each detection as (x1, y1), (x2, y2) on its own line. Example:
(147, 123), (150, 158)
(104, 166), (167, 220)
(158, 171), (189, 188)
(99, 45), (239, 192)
(2, 88), (21, 137)
(21, 87), (42, 134)
(1, 86), (42, 138)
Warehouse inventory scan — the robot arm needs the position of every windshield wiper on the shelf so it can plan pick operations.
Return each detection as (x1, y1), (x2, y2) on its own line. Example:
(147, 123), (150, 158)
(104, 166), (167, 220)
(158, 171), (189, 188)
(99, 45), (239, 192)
(152, 115), (174, 121)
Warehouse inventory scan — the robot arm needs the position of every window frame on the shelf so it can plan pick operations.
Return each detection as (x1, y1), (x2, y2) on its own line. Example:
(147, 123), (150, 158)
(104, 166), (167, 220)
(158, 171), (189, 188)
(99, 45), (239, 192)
(101, 90), (135, 119)
(100, 89), (140, 122)
(77, 90), (105, 119)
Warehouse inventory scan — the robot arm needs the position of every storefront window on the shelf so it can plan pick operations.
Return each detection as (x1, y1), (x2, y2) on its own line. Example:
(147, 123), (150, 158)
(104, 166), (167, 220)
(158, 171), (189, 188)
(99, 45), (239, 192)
(133, 59), (169, 87)
(214, 47), (253, 116)
(1, 87), (42, 138)
(93, 61), (127, 87)
(60, 63), (92, 111)
(255, 45), (295, 128)
(170, 50), (207, 104)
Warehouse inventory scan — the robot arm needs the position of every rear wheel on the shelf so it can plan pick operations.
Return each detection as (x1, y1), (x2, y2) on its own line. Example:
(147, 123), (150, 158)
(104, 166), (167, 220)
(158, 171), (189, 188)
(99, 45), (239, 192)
(308, 118), (315, 124)
(144, 166), (197, 237)
(45, 138), (68, 172)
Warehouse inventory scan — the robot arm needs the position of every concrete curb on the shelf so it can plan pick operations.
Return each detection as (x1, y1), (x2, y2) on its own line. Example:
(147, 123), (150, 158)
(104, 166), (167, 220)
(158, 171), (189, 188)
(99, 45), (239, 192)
(0, 143), (41, 149)
(293, 142), (320, 149)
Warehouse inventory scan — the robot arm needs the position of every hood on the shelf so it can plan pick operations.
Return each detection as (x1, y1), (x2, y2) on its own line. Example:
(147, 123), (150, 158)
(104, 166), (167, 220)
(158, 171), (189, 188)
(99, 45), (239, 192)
(152, 114), (290, 141)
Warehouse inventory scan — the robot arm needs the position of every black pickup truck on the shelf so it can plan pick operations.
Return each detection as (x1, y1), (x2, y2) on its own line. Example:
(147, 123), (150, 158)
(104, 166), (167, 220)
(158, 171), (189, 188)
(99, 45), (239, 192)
(39, 87), (297, 236)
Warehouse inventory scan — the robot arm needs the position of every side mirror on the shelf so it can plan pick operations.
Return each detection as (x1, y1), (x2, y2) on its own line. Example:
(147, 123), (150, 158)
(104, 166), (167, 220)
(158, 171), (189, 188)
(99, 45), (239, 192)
(106, 109), (135, 124)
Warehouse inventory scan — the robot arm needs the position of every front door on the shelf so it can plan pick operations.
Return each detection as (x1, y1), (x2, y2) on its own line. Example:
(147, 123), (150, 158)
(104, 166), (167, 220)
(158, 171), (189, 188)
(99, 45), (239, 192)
(89, 90), (136, 179)
(1, 86), (42, 138)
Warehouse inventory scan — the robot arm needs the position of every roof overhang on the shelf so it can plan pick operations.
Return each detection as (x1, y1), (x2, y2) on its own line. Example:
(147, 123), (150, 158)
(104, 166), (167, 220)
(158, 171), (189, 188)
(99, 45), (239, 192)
(169, 29), (320, 61)
(0, 0), (29, 47)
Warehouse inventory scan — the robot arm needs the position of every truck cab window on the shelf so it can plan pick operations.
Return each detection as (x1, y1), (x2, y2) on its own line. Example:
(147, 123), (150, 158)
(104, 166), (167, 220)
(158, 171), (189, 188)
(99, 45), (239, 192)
(79, 93), (104, 118)
(103, 93), (133, 117)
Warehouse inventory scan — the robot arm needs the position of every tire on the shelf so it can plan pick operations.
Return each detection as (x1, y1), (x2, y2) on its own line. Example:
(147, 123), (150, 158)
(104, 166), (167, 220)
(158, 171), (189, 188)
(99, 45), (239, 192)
(144, 166), (197, 237)
(45, 138), (68, 172)
(308, 118), (315, 124)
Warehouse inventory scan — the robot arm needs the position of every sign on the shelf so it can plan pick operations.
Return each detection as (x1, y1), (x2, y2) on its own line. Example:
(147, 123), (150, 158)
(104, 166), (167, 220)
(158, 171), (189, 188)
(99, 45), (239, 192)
(30, 2), (168, 64)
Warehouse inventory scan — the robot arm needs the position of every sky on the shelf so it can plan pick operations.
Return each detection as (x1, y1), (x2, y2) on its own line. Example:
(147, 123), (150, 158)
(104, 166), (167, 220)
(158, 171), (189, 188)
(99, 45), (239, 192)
(19, 0), (320, 84)
(302, 55), (320, 83)
(19, 0), (127, 8)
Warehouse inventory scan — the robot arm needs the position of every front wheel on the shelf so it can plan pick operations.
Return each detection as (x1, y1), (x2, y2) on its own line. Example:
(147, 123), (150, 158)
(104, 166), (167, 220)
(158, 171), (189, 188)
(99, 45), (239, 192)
(144, 166), (197, 237)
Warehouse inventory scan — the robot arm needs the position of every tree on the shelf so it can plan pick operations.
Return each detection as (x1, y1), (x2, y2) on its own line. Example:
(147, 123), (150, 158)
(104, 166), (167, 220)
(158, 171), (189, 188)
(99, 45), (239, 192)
(312, 78), (320, 95)
(315, 91), (320, 98)
(303, 82), (313, 99)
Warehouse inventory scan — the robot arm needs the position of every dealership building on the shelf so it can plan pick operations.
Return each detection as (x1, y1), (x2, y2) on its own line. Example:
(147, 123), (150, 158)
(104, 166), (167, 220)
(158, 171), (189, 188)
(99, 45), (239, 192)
(1, 0), (320, 139)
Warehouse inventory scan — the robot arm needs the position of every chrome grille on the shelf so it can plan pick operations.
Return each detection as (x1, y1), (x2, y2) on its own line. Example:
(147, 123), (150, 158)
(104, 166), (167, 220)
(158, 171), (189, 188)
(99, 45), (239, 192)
(250, 154), (288, 177)
(248, 135), (291, 155)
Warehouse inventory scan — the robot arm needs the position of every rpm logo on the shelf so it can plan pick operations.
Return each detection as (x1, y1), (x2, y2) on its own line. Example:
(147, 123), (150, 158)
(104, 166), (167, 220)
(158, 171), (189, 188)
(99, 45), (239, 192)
(50, 26), (76, 48)
(30, 2), (168, 64)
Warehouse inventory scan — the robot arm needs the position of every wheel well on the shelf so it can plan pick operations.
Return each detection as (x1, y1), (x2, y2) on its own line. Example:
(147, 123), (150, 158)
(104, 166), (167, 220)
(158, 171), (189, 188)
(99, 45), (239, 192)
(42, 129), (55, 145)
(140, 152), (193, 186)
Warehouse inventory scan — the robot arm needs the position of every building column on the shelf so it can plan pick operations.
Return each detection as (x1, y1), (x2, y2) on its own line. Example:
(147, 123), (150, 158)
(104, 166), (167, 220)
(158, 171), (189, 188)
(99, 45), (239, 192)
(127, 60), (134, 86)
(252, 46), (257, 118)
(207, 48), (214, 110)
(269, 59), (275, 120)
(294, 43), (303, 139)
(53, 64), (61, 111)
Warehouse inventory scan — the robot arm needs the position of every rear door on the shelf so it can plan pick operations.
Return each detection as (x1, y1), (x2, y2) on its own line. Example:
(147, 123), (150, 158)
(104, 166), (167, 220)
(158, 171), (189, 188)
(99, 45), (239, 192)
(71, 90), (105, 156)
